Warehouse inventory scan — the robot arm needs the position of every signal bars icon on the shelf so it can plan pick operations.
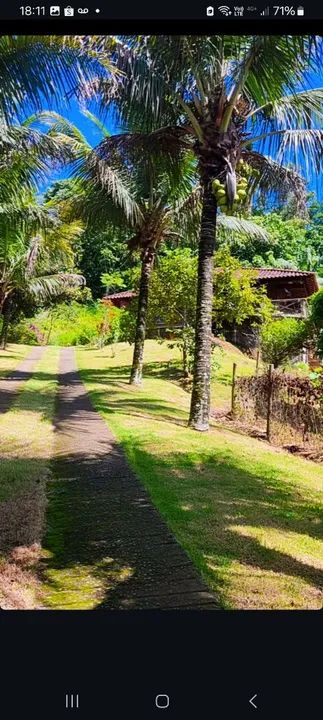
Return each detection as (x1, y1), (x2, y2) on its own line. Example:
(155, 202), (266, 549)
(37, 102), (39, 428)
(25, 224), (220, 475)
(260, 5), (270, 14)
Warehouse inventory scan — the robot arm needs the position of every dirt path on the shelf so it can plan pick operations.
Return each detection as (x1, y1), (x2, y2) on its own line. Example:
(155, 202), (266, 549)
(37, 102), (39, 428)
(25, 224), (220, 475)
(0, 347), (45, 414)
(42, 347), (218, 609)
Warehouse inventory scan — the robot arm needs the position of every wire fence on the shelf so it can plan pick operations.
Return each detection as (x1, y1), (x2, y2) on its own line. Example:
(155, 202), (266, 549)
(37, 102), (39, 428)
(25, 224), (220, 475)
(233, 364), (323, 452)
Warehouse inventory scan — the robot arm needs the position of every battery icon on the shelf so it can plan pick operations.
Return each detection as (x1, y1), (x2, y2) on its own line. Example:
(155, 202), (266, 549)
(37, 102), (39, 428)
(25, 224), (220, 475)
(297, 6), (304, 15)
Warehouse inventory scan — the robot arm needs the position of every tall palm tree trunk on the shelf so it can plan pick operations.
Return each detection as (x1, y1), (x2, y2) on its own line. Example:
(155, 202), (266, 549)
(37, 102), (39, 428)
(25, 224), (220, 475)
(189, 183), (217, 431)
(130, 248), (155, 385)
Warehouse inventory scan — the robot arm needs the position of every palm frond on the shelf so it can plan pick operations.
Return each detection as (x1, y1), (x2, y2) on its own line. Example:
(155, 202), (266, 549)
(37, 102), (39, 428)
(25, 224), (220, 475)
(243, 150), (307, 212)
(26, 235), (41, 277)
(81, 109), (111, 137)
(249, 87), (323, 128)
(0, 35), (103, 122)
(217, 214), (269, 239)
(240, 36), (321, 109)
(27, 272), (85, 301)
(79, 155), (141, 226)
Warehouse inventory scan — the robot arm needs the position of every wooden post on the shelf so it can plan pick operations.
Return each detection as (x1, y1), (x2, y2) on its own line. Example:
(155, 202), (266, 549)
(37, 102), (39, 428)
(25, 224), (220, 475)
(266, 364), (273, 442)
(231, 362), (237, 417)
(255, 349), (260, 377)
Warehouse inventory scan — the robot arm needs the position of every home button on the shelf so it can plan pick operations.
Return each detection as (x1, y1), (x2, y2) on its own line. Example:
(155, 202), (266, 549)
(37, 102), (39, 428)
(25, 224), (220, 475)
(155, 694), (170, 709)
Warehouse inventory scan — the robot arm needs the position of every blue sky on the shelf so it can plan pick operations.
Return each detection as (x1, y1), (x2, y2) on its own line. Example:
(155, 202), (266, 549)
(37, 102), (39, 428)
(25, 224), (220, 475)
(29, 55), (323, 202)
(35, 96), (118, 194)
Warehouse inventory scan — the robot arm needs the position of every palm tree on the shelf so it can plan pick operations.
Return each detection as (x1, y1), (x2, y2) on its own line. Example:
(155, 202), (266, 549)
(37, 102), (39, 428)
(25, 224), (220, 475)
(0, 35), (110, 122)
(85, 134), (196, 384)
(92, 35), (323, 429)
(82, 125), (268, 384)
(0, 116), (85, 347)
(0, 196), (84, 348)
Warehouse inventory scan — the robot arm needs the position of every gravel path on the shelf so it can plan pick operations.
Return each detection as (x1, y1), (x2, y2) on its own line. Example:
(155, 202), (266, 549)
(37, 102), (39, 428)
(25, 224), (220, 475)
(44, 347), (218, 609)
(0, 347), (45, 414)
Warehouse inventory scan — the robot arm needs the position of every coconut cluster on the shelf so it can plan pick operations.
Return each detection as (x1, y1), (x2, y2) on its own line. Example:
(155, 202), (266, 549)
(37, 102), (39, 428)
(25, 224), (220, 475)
(212, 159), (260, 214)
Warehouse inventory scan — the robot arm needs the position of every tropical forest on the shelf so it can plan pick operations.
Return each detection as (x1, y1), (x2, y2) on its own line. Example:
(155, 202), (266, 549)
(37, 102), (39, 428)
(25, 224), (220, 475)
(0, 35), (323, 611)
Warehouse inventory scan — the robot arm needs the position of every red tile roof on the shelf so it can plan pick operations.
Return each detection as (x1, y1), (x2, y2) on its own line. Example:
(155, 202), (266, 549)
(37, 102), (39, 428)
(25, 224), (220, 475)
(254, 268), (317, 281)
(103, 290), (137, 300)
(253, 268), (319, 295)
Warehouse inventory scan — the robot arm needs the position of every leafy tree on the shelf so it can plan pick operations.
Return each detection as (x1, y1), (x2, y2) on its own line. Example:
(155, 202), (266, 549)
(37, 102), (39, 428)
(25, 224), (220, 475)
(97, 35), (323, 430)
(310, 289), (323, 329)
(303, 199), (323, 275)
(146, 250), (198, 376)
(260, 318), (309, 368)
(45, 179), (133, 299)
(229, 212), (307, 268)
(124, 248), (271, 375)
(101, 271), (126, 294)
(213, 247), (273, 331)
(0, 116), (85, 346)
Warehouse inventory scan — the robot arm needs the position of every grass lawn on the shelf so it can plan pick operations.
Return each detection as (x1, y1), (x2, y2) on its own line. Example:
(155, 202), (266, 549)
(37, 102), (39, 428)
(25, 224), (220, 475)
(0, 347), (60, 609)
(77, 340), (323, 610)
(0, 343), (31, 378)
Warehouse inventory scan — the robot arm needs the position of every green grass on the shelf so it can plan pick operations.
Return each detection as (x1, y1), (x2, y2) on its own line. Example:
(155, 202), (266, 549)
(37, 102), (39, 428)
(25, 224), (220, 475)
(0, 343), (31, 378)
(211, 339), (256, 409)
(0, 347), (60, 503)
(82, 338), (256, 411)
(0, 346), (60, 608)
(77, 340), (323, 610)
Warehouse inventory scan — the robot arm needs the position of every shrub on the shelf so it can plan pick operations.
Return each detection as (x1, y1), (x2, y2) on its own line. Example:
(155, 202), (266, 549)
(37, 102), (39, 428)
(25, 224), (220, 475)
(260, 318), (309, 368)
(9, 301), (123, 347)
(9, 320), (40, 345)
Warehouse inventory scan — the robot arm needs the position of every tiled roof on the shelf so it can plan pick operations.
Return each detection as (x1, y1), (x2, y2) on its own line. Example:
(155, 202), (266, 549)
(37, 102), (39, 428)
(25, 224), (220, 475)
(103, 290), (137, 300)
(253, 268), (319, 295)
(254, 268), (317, 281)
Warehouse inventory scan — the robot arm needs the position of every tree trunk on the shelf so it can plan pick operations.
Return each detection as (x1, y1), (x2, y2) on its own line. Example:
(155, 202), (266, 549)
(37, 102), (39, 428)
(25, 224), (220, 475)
(0, 298), (12, 350)
(189, 182), (217, 431)
(129, 249), (155, 385)
(46, 311), (54, 345)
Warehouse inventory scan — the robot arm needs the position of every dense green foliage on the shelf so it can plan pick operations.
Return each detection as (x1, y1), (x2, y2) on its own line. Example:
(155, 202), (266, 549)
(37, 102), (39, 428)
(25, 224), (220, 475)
(260, 318), (309, 368)
(1, 35), (323, 428)
(213, 247), (273, 330)
(228, 203), (323, 275)
(9, 301), (122, 347)
(119, 248), (274, 373)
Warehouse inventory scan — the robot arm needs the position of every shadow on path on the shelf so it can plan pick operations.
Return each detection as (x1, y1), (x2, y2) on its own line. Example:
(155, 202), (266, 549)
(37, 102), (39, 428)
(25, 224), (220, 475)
(42, 348), (218, 610)
(0, 347), (45, 414)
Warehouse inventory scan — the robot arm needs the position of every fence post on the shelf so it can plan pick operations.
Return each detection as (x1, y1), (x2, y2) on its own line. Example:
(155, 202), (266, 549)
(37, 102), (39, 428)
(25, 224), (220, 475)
(231, 362), (237, 417)
(266, 364), (273, 442)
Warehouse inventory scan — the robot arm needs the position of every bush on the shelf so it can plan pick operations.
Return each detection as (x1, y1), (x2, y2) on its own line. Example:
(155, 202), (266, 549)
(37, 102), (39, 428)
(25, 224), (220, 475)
(260, 318), (309, 368)
(9, 320), (41, 345)
(9, 301), (123, 347)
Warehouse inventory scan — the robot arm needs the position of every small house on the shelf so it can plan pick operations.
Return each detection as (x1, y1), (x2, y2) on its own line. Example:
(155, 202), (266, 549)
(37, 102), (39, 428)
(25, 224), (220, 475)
(225, 268), (319, 355)
(102, 290), (137, 309)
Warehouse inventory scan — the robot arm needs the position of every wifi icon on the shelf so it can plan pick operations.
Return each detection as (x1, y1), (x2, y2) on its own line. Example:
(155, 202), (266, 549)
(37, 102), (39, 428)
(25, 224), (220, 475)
(218, 4), (232, 13)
